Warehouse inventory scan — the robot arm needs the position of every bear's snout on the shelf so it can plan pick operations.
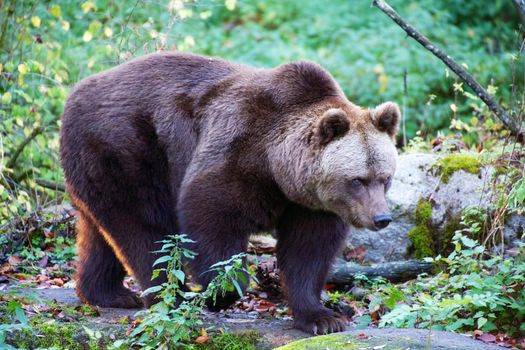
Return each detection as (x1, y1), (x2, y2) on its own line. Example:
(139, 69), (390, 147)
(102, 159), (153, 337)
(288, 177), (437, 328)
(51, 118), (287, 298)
(373, 213), (392, 230)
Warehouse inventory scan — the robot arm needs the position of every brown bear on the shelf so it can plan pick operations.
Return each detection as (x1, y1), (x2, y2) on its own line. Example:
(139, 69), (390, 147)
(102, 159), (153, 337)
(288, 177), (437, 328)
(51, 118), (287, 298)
(59, 52), (399, 335)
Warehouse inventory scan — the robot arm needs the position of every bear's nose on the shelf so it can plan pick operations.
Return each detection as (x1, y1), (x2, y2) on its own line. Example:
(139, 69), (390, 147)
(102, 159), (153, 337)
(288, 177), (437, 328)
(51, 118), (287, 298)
(374, 213), (392, 229)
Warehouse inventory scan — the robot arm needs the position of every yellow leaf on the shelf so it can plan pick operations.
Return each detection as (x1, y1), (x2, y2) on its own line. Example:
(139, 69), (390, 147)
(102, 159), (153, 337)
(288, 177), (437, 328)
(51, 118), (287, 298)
(17, 63), (28, 74)
(61, 20), (70, 31)
(378, 74), (388, 93)
(1, 92), (12, 105)
(201, 328), (207, 337)
(169, 0), (184, 11)
(0, 63), (3, 75)
(184, 36), (195, 47)
(487, 85), (498, 96)
(373, 63), (384, 74)
(225, 0), (236, 11)
(178, 8), (193, 19)
(189, 283), (203, 292)
(87, 58), (95, 68)
(50, 4), (61, 17)
(199, 11), (212, 19)
(34, 61), (44, 73)
(83, 31), (93, 42)
(81, 1), (95, 13)
(450, 103), (457, 113)
(31, 16), (41, 28)
(104, 27), (113, 38)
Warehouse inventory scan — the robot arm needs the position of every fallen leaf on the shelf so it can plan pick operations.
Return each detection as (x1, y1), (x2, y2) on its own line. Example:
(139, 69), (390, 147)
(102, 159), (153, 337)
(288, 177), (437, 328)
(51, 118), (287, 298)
(478, 333), (496, 343)
(256, 299), (276, 312)
(8, 256), (21, 266)
(473, 330), (483, 337)
(194, 336), (209, 344)
(343, 246), (367, 263)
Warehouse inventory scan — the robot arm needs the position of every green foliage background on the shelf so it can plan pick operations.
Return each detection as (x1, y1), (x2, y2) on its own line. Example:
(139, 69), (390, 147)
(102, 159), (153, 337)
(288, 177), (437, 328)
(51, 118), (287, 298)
(0, 0), (522, 224)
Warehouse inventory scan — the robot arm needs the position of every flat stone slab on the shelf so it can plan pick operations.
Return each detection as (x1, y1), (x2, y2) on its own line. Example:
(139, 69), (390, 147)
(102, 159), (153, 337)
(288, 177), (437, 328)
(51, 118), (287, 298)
(17, 288), (506, 349)
(276, 328), (505, 350)
(21, 287), (307, 348)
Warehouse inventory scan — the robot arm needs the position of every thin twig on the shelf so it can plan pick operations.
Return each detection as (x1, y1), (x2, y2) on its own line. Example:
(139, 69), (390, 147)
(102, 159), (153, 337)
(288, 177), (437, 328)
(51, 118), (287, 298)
(6, 126), (42, 169)
(372, 0), (522, 136)
(513, 0), (525, 27)
(35, 178), (65, 192)
(117, 0), (141, 63)
(402, 69), (407, 147)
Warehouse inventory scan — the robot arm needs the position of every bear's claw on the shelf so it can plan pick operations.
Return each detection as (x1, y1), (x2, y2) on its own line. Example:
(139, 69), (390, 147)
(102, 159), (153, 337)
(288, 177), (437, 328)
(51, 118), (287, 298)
(108, 293), (144, 308)
(79, 288), (143, 309)
(294, 309), (348, 335)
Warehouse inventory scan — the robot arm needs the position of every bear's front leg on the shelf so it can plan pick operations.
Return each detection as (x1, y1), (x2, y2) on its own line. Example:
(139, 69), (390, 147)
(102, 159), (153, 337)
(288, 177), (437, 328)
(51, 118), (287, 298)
(276, 204), (348, 334)
(177, 175), (254, 310)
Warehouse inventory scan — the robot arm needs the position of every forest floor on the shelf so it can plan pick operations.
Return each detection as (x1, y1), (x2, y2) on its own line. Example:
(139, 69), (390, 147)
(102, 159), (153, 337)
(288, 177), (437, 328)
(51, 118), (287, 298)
(0, 205), (516, 349)
(2, 287), (508, 349)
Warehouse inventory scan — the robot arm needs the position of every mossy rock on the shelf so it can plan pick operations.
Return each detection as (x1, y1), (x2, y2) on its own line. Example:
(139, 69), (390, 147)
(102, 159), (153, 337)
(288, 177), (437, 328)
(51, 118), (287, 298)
(433, 154), (482, 184)
(275, 333), (413, 350)
(407, 198), (434, 259)
(275, 329), (503, 350)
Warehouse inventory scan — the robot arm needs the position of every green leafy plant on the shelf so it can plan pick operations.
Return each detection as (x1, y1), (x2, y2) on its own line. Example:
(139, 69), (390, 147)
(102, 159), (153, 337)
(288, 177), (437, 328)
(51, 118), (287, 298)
(0, 300), (31, 349)
(112, 234), (253, 350)
(509, 176), (525, 212)
(376, 231), (525, 336)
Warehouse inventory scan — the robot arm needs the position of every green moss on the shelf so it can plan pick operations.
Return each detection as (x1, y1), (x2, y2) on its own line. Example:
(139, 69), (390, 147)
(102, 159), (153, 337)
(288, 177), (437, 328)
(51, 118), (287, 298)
(408, 198), (434, 259)
(275, 334), (366, 349)
(197, 331), (260, 350)
(77, 304), (100, 317)
(8, 319), (83, 350)
(275, 333), (413, 350)
(434, 154), (482, 183)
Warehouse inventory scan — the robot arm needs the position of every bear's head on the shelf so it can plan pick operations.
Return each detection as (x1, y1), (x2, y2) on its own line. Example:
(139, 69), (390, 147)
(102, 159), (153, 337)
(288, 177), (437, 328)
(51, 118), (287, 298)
(310, 102), (399, 231)
(268, 62), (399, 231)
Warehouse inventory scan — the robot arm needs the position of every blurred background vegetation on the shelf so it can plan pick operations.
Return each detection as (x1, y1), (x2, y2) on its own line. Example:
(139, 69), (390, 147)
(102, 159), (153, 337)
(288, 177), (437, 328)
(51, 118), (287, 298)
(0, 0), (523, 225)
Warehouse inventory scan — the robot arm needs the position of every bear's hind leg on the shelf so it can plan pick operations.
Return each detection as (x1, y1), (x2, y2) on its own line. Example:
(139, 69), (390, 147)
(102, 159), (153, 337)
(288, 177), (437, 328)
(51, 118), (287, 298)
(76, 213), (142, 308)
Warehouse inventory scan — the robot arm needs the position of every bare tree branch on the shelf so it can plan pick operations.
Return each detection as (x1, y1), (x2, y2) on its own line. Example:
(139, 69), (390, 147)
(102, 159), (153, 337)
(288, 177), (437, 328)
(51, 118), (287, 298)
(513, 0), (525, 26)
(6, 125), (42, 169)
(35, 178), (65, 192)
(372, 0), (522, 136)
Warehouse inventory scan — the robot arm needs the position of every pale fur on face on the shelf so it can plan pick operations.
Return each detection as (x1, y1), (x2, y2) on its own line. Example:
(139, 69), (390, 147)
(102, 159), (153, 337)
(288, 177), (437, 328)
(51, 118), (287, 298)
(268, 100), (399, 229)
(314, 127), (397, 229)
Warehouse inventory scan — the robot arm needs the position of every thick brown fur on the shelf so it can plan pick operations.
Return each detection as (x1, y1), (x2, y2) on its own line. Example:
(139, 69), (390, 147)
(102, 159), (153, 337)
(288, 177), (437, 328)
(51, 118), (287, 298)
(60, 52), (398, 334)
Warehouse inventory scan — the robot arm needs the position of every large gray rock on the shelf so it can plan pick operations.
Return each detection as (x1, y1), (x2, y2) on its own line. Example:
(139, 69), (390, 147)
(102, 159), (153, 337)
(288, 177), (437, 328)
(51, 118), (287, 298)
(346, 153), (520, 263)
(276, 328), (504, 350)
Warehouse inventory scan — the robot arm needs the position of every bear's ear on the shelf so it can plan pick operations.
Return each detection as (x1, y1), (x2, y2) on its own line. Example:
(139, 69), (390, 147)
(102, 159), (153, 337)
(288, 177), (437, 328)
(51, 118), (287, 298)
(371, 102), (400, 138)
(312, 108), (350, 146)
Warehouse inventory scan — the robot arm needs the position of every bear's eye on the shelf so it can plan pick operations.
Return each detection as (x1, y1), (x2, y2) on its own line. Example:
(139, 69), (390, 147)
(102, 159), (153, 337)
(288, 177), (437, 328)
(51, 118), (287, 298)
(350, 178), (364, 188)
